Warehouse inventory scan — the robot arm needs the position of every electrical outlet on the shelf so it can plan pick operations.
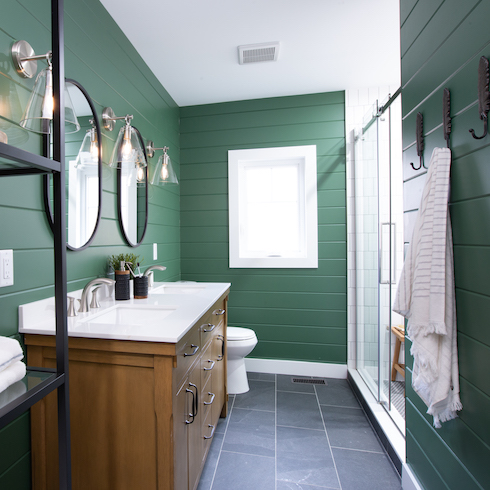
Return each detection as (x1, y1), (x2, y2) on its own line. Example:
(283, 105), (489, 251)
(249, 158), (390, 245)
(0, 250), (13, 287)
(153, 243), (158, 261)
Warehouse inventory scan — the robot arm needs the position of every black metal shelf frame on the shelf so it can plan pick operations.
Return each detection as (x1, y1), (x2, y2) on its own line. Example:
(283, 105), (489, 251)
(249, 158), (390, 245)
(0, 0), (72, 488)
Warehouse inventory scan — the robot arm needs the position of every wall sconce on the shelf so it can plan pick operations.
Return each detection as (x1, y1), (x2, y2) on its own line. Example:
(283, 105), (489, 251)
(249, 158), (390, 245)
(11, 40), (79, 134)
(147, 141), (179, 185)
(102, 106), (147, 169)
(75, 120), (98, 167)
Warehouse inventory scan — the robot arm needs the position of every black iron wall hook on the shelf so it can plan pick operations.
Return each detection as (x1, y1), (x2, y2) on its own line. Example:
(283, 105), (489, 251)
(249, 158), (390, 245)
(411, 112), (426, 170)
(469, 56), (490, 139)
(443, 88), (452, 148)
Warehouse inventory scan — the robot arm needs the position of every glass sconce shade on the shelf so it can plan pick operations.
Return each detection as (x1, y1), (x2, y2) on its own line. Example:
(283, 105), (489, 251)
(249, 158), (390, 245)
(109, 123), (147, 169)
(75, 126), (99, 168)
(151, 150), (178, 185)
(20, 66), (80, 134)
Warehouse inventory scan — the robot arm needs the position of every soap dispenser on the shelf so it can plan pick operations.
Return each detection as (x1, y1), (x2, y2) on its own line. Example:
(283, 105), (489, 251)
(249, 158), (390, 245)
(115, 261), (130, 300)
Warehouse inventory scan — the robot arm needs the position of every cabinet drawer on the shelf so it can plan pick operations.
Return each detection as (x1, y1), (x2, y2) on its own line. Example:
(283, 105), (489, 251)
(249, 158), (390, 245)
(200, 300), (226, 345)
(202, 405), (215, 459)
(174, 327), (201, 384)
(201, 341), (215, 388)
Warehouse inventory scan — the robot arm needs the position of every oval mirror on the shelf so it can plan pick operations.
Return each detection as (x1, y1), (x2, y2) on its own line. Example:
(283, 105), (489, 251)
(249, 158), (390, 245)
(117, 126), (148, 247)
(43, 79), (102, 251)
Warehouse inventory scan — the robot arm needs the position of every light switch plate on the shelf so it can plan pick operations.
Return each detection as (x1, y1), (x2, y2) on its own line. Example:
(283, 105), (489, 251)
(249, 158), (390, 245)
(0, 249), (14, 287)
(153, 243), (158, 261)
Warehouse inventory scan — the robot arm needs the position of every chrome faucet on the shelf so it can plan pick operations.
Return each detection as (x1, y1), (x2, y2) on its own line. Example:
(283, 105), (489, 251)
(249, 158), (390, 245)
(143, 265), (167, 277)
(79, 278), (115, 313)
(143, 265), (166, 287)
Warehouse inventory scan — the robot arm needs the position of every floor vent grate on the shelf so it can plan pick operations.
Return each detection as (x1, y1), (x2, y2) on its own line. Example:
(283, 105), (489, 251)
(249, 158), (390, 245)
(291, 378), (327, 385)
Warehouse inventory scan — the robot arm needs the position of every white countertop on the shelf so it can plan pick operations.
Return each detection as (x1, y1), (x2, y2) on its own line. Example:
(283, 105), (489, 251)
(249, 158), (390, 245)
(19, 282), (231, 343)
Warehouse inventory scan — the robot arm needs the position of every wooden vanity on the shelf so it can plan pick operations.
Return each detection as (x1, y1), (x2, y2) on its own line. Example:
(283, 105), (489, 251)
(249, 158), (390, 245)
(24, 287), (230, 490)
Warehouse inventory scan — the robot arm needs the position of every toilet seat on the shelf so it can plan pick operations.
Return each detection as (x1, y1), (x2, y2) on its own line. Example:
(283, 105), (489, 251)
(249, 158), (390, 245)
(227, 327), (256, 341)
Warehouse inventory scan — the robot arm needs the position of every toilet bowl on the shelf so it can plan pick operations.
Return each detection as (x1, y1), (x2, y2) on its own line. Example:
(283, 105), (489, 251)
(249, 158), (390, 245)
(227, 327), (258, 394)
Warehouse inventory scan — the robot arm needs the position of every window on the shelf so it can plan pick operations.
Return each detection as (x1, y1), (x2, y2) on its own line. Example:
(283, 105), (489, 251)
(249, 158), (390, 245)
(228, 145), (318, 268)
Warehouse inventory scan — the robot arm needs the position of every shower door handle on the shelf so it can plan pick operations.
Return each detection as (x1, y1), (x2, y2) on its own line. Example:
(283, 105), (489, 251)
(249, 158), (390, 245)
(379, 222), (396, 284)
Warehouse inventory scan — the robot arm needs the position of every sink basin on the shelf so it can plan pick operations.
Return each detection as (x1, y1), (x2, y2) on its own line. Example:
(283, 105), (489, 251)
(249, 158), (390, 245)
(80, 304), (176, 326)
(151, 284), (205, 295)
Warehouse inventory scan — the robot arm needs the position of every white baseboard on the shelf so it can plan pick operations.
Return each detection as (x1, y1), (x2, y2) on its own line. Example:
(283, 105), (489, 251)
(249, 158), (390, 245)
(402, 463), (424, 490)
(244, 358), (347, 379)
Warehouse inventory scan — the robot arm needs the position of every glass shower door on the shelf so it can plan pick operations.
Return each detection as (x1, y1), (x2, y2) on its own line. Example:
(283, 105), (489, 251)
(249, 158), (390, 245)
(355, 103), (380, 396)
(354, 93), (404, 427)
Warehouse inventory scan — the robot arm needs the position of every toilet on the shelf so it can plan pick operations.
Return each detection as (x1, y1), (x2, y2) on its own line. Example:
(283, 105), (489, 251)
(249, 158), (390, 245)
(226, 327), (258, 394)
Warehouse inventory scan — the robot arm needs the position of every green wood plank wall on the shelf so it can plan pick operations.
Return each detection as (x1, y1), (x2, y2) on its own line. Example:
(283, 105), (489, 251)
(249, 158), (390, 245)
(401, 0), (490, 488)
(0, 0), (180, 487)
(180, 92), (347, 364)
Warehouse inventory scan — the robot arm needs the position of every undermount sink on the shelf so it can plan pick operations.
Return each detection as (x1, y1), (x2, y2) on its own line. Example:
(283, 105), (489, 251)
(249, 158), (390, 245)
(80, 304), (176, 326)
(150, 284), (205, 295)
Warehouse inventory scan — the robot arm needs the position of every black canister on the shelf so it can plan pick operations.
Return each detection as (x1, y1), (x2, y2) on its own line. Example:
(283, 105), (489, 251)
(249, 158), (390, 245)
(115, 270), (130, 300)
(134, 275), (148, 299)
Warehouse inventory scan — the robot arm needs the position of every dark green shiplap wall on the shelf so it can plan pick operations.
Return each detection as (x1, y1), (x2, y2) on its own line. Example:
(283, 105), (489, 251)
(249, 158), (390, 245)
(401, 1), (490, 488)
(180, 92), (347, 363)
(0, 0), (180, 487)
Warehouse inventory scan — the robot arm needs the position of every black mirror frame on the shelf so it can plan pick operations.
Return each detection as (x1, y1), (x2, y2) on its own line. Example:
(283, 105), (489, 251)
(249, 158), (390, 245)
(116, 125), (148, 247)
(43, 78), (103, 252)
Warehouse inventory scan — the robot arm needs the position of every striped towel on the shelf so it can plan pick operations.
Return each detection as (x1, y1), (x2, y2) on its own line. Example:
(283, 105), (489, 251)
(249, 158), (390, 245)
(393, 147), (462, 428)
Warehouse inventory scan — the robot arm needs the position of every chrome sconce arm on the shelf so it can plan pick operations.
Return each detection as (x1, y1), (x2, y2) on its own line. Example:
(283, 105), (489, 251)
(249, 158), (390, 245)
(102, 106), (147, 169)
(146, 141), (179, 185)
(10, 40), (79, 134)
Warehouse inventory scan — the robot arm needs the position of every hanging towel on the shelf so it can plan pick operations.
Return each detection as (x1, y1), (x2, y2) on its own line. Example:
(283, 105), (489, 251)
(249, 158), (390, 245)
(0, 361), (26, 394)
(393, 147), (462, 428)
(0, 336), (24, 373)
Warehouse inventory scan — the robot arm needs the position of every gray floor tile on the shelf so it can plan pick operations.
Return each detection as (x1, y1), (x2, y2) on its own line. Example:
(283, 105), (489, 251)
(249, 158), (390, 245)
(277, 374), (315, 393)
(321, 405), (383, 452)
(222, 408), (275, 457)
(211, 451), (275, 490)
(277, 481), (339, 490)
(276, 426), (340, 489)
(215, 414), (229, 435)
(277, 391), (324, 430)
(233, 379), (275, 411)
(332, 447), (402, 490)
(315, 378), (360, 408)
(248, 372), (276, 382)
(197, 432), (224, 490)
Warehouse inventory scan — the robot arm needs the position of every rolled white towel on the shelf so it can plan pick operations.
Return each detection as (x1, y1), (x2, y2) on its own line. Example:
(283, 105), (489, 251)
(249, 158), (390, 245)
(0, 361), (26, 394)
(0, 336), (24, 373)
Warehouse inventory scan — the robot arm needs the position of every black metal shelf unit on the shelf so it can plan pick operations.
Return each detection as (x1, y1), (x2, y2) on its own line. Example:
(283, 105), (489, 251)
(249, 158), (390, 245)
(0, 0), (71, 488)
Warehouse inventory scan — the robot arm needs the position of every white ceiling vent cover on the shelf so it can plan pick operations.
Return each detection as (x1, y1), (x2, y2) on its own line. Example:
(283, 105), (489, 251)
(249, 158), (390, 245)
(238, 42), (280, 65)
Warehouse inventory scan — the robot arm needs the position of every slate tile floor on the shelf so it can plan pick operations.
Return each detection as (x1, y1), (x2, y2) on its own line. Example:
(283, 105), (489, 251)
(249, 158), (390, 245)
(198, 373), (401, 490)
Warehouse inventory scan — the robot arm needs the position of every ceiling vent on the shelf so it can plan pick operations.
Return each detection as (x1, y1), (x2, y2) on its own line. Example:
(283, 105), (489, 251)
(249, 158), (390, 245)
(238, 42), (280, 65)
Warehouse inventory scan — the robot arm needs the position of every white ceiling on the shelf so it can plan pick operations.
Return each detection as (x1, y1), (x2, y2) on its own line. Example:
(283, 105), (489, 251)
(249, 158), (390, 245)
(99, 0), (401, 107)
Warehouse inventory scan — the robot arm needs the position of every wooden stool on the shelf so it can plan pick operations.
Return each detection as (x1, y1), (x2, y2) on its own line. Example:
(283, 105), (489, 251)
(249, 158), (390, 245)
(391, 325), (405, 381)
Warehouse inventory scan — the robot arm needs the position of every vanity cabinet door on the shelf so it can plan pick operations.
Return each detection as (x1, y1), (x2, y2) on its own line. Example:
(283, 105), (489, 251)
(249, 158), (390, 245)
(212, 322), (226, 423)
(174, 379), (190, 490)
(186, 360), (203, 490)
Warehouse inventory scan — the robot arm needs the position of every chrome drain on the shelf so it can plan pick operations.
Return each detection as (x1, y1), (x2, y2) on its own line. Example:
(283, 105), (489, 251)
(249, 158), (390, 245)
(291, 377), (327, 385)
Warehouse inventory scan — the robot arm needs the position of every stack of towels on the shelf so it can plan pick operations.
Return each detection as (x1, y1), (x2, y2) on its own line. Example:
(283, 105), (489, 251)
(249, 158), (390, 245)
(0, 336), (26, 394)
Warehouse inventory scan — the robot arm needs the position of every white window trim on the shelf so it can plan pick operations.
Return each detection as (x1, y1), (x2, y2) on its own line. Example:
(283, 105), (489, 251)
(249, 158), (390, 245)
(228, 145), (318, 268)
